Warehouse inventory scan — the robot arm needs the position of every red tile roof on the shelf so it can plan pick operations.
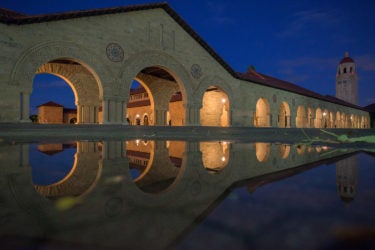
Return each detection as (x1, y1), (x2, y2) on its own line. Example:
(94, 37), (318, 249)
(37, 101), (63, 107)
(1, 3), (367, 111)
(0, 8), (26, 22)
(340, 56), (354, 64)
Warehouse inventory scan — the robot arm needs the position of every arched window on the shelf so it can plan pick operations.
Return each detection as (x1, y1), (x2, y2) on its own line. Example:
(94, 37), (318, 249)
(143, 115), (149, 126)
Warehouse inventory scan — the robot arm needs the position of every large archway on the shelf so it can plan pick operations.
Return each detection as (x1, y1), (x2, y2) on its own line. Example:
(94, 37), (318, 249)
(127, 66), (185, 126)
(254, 98), (270, 127)
(200, 86), (230, 127)
(33, 59), (101, 124)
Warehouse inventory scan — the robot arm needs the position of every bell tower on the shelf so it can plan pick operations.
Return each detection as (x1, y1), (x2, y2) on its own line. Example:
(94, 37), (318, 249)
(336, 52), (358, 105)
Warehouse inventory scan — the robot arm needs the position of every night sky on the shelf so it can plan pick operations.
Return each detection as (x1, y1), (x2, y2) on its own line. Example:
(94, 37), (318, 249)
(2, 0), (375, 114)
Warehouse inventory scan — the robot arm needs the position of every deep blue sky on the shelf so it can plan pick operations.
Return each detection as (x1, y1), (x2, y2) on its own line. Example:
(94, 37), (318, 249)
(2, 0), (375, 113)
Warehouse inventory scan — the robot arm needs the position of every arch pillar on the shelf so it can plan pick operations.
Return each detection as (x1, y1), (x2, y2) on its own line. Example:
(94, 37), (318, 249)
(101, 96), (128, 124)
(20, 91), (31, 123)
(184, 103), (201, 126)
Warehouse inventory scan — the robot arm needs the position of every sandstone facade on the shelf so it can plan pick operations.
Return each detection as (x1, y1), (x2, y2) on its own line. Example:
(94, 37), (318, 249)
(0, 3), (371, 128)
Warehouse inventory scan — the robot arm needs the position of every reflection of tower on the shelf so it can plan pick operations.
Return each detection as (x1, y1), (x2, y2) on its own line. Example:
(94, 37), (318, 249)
(336, 52), (358, 105)
(336, 155), (359, 203)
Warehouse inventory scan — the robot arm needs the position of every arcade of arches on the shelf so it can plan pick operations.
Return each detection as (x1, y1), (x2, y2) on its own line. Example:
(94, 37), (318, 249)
(0, 3), (371, 128)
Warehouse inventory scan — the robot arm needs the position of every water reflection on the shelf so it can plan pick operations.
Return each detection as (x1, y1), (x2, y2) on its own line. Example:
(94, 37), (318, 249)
(0, 140), (373, 249)
(336, 155), (358, 202)
(201, 141), (230, 173)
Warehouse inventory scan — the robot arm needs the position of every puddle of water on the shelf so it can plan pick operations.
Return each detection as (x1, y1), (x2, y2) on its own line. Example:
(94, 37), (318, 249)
(0, 140), (374, 249)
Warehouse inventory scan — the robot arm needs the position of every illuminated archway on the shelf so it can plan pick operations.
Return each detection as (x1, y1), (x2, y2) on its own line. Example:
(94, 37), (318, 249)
(307, 107), (314, 128)
(341, 113), (346, 128)
(278, 102), (291, 128)
(254, 98), (270, 127)
(322, 109), (329, 128)
(127, 66), (185, 126)
(33, 59), (101, 124)
(315, 108), (322, 128)
(336, 111), (341, 128)
(296, 105), (306, 128)
(200, 86), (230, 127)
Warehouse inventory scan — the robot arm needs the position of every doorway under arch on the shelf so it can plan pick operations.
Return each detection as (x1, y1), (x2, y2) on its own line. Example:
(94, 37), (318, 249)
(200, 86), (230, 127)
(278, 101), (291, 128)
(127, 66), (186, 126)
(254, 98), (270, 127)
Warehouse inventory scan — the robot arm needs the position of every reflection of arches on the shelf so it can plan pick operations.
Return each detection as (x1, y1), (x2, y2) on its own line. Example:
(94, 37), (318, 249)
(296, 144), (306, 155)
(254, 98), (270, 127)
(33, 142), (102, 198)
(296, 105), (306, 128)
(255, 143), (270, 162)
(127, 140), (185, 193)
(279, 144), (290, 159)
(200, 86), (230, 127)
(278, 102), (291, 128)
(200, 141), (230, 173)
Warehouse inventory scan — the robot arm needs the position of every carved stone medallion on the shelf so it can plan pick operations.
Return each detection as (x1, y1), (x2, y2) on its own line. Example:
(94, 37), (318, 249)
(190, 64), (202, 79)
(106, 43), (124, 62)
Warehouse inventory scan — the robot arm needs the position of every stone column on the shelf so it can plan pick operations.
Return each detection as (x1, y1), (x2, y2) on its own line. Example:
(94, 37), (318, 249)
(20, 92), (31, 123)
(155, 109), (167, 126)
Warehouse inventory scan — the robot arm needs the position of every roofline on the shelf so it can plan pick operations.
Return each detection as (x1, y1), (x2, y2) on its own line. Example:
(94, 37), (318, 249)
(0, 3), (369, 112)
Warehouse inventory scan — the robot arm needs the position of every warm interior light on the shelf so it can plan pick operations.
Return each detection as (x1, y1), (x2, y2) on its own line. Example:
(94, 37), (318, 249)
(221, 98), (226, 104)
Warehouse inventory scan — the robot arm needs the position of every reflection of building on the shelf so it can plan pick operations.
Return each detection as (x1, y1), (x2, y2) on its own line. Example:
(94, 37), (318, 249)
(37, 143), (76, 155)
(37, 101), (77, 124)
(336, 155), (359, 203)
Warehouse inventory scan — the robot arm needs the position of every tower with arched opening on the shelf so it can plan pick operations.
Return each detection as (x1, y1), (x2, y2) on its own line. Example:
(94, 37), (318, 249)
(336, 52), (358, 105)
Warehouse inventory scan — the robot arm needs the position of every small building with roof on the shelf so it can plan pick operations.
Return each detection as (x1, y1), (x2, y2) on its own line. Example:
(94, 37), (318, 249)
(37, 101), (77, 124)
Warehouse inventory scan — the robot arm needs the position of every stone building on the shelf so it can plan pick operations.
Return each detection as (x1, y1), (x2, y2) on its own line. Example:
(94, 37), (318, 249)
(37, 101), (77, 124)
(0, 3), (371, 128)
